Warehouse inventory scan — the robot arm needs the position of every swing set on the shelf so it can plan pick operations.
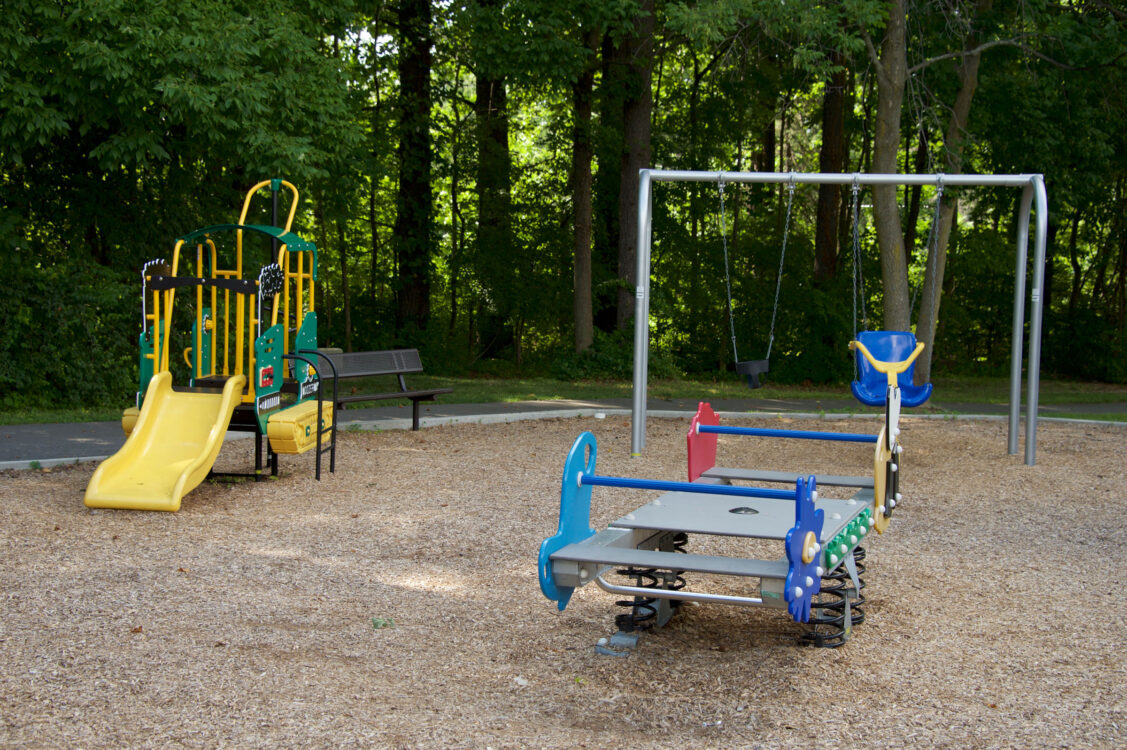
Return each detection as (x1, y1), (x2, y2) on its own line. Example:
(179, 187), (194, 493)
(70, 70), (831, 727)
(717, 172), (936, 410)
(717, 173), (937, 406)
(631, 169), (1050, 465)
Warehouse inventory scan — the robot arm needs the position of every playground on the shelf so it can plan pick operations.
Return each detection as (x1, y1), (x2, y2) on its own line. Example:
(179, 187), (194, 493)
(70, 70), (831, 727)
(2, 414), (1124, 748)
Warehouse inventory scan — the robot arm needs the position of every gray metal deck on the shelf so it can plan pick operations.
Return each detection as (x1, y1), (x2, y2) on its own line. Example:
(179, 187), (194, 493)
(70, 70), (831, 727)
(607, 491), (870, 541)
(702, 466), (874, 489)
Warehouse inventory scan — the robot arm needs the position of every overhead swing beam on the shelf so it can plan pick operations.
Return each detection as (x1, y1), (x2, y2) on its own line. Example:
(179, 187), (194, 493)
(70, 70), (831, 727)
(630, 170), (1048, 466)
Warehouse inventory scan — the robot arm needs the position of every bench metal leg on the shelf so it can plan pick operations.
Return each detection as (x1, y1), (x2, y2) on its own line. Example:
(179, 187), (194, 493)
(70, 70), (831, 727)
(411, 399), (421, 430)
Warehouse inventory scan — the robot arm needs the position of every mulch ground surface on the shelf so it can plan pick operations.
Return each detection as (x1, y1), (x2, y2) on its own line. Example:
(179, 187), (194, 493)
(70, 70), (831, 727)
(1, 415), (1124, 749)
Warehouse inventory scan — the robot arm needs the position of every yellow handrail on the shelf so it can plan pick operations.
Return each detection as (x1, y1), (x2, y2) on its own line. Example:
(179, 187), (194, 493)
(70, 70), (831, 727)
(849, 339), (925, 389)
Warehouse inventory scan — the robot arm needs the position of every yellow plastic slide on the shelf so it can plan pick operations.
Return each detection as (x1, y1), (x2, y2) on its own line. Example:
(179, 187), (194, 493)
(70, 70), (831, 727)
(85, 371), (247, 512)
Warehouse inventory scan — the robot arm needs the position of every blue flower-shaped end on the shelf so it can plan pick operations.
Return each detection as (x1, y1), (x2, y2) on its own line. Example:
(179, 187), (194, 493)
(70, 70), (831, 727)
(538, 432), (598, 611)
(784, 476), (824, 623)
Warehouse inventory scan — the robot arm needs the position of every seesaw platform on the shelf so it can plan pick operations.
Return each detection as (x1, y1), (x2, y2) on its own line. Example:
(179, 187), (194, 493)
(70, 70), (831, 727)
(549, 489), (873, 586)
(607, 490), (871, 540)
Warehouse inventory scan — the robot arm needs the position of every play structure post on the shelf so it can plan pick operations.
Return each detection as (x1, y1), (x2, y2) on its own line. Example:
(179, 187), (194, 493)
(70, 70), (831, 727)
(629, 170), (1048, 465)
(1025, 176), (1049, 465)
(631, 169), (653, 457)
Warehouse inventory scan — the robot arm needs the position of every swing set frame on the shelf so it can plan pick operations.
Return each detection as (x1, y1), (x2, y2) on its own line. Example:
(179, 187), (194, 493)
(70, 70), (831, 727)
(628, 170), (1049, 466)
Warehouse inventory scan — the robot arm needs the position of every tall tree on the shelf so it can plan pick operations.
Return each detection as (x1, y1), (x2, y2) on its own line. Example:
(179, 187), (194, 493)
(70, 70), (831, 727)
(865, 0), (913, 330)
(468, 0), (524, 361)
(913, 0), (993, 382)
(814, 55), (848, 284)
(615, 0), (655, 331)
(394, 0), (434, 331)
(572, 30), (599, 352)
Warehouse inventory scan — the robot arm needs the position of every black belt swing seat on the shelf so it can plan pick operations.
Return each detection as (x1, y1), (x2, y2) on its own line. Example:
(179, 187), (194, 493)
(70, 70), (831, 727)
(718, 173), (794, 389)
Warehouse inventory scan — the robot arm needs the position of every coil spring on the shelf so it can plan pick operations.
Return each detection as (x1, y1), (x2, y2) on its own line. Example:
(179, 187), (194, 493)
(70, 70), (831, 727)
(799, 546), (867, 648)
(613, 533), (690, 630)
(614, 567), (660, 631)
(669, 532), (689, 610)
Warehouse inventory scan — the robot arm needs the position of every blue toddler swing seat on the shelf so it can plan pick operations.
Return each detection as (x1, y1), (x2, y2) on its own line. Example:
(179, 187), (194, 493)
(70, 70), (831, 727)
(851, 330), (932, 407)
(846, 177), (936, 409)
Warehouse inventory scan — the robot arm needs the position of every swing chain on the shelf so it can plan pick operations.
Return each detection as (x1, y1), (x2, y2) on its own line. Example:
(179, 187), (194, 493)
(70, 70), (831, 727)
(718, 174), (741, 363)
(766, 176), (796, 360)
(851, 178), (867, 338)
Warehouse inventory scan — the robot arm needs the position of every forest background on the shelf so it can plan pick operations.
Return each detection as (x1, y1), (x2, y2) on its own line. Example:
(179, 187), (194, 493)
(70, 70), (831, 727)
(2, 0), (1125, 410)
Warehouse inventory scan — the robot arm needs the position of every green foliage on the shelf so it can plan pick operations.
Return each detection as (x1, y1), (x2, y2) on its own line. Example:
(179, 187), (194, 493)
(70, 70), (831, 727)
(4, 0), (1127, 412)
(1, 0), (365, 408)
(551, 329), (680, 381)
(0, 252), (136, 408)
(932, 225), (1016, 375)
(1045, 307), (1127, 383)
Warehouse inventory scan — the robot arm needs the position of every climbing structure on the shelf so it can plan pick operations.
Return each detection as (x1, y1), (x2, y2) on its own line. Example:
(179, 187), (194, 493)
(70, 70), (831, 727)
(85, 180), (335, 511)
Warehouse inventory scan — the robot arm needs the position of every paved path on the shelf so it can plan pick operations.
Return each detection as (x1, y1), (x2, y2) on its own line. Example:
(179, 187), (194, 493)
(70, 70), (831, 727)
(2, 396), (1124, 470)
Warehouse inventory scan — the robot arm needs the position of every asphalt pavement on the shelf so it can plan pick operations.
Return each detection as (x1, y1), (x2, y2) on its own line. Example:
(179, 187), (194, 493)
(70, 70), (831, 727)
(2, 394), (1124, 471)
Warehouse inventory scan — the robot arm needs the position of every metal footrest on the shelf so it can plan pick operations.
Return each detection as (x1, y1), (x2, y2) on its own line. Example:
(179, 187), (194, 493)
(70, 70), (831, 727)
(552, 543), (789, 579)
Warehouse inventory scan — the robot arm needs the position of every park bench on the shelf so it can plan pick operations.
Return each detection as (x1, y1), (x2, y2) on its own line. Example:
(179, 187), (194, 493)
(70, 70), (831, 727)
(319, 348), (452, 430)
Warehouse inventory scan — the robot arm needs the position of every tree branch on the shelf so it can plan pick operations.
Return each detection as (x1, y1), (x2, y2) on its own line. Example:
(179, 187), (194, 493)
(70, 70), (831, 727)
(908, 37), (1077, 74)
(860, 27), (883, 77)
(1090, 0), (1127, 22)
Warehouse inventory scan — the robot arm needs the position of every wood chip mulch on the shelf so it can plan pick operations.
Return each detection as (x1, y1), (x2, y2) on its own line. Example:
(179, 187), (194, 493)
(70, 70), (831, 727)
(1, 415), (1124, 748)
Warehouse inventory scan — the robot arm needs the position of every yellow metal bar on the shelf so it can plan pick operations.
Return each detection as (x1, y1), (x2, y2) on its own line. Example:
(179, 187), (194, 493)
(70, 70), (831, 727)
(160, 287), (174, 375)
(194, 243), (204, 379)
(235, 293), (245, 378)
(246, 277), (257, 402)
(150, 286), (161, 371)
(238, 179), (300, 231)
(222, 284), (230, 376)
(158, 240), (187, 374)
(241, 180), (303, 356)
(307, 251), (315, 313)
(207, 239), (218, 377)
(282, 244), (291, 354)
(281, 181), (298, 232)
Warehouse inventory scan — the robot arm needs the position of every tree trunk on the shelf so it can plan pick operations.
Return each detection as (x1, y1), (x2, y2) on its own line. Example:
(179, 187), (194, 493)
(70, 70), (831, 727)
(450, 62), (467, 335)
(615, 0), (654, 331)
(369, 185), (383, 307)
(1067, 208), (1084, 316)
(914, 0), (991, 383)
(902, 131), (929, 263)
(313, 196), (333, 339)
(474, 71), (514, 324)
(393, 0), (433, 331)
(338, 221), (352, 352)
(871, 0), (911, 330)
(593, 33), (625, 334)
(572, 38), (597, 352)
(814, 61), (846, 284)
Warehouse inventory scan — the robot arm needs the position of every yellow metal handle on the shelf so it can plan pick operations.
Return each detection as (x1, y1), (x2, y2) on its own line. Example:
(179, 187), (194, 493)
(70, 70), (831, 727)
(849, 340), (925, 389)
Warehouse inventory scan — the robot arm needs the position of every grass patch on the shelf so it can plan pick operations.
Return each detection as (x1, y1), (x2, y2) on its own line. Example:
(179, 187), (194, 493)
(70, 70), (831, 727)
(2, 374), (1124, 425)
(931, 376), (1127, 404)
(1035, 412), (1127, 423)
(403, 375), (849, 404)
(0, 406), (126, 426)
